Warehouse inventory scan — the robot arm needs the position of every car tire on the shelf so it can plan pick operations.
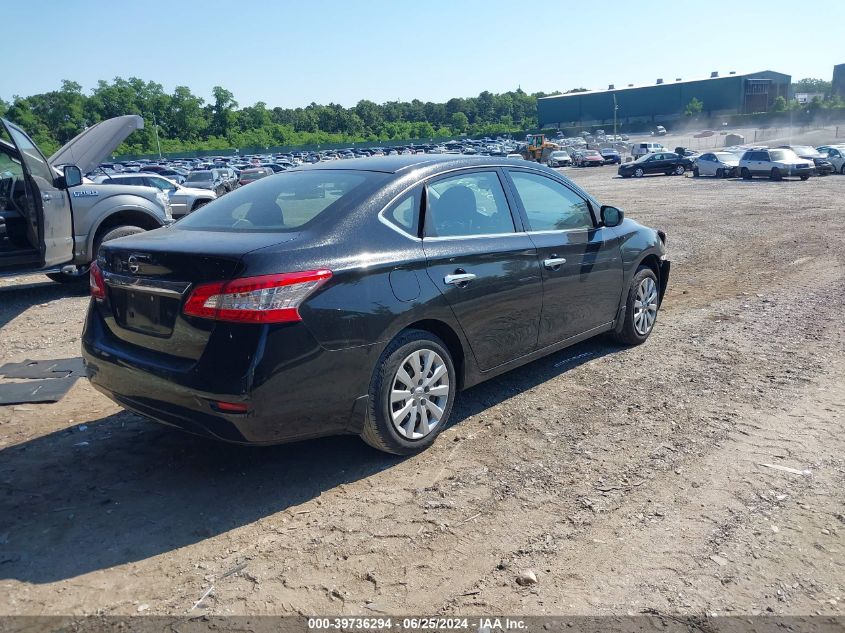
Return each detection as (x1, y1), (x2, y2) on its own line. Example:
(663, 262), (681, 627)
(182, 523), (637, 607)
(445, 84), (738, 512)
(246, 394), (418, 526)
(840, 164), (845, 175)
(674, 165), (686, 175)
(612, 266), (660, 346)
(741, 167), (752, 180)
(770, 168), (782, 181)
(715, 168), (723, 178)
(191, 200), (210, 212)
(633, 167), (644, 178)
(800, 175), (810, 181)
(693, 167), (700, 177)
(361, 329), (457, 455)
(46, 225), (145, 284)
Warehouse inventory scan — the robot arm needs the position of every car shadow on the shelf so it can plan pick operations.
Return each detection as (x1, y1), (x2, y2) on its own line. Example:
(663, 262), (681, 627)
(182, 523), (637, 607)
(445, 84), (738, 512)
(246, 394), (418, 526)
(0, 338), (617, 584)
(0, 278), (89, 330)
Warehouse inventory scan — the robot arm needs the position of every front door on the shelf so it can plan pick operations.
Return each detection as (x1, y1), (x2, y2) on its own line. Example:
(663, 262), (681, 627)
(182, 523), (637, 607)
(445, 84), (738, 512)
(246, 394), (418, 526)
(504, 169), (624, 347)
(422, 169), (543, 371)
(1, 119), (72, 269)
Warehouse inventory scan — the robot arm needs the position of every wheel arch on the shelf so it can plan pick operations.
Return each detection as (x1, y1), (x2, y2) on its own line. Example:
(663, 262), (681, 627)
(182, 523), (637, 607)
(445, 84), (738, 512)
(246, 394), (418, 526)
(86, 208), (164, 260)
(400, 318), (466, 389)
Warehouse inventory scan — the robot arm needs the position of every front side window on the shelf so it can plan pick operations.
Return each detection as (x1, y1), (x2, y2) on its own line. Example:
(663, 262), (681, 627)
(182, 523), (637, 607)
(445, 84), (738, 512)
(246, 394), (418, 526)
(5, 124), (54, 185)
(508, 171), (593, 232)
(424, 171), (514, 238)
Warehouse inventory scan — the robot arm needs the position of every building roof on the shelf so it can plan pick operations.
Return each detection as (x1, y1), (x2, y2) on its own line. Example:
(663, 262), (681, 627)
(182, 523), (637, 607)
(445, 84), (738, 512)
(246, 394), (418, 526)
(538, 70), (790, 101)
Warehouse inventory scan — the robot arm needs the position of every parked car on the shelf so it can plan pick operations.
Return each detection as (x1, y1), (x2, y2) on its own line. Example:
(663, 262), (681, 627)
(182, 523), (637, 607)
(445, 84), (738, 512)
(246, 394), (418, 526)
(693, 152), (740, 178)
(738, 148), (813, 181)
(140, 165), (187, 184)
(618, 152), (693, 178)
(238, 167), (273, 186)
(573, 149), (604, 167)
(214, 167), (240, 192)
(693, 130), (715, 138)
(816, 145), (845, 174)
(93, 173), (216, 218)
(1, 115), (171, 284)
(777, 145), (834, 176)
(82, 155), (669, 455)
(546, 150), (572, 167)
(599, 148), (622, 165)
(185, 170), (228, 197)
(631, 142), (666, 159)
(652, 125), (667, 136)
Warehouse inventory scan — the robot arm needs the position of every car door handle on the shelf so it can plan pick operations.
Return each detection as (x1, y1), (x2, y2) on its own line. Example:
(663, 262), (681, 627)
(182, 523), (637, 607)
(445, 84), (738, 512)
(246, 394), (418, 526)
(543, 257), (567, 269)
(41, 193), (52, 201)
(444, 273), (476, 285)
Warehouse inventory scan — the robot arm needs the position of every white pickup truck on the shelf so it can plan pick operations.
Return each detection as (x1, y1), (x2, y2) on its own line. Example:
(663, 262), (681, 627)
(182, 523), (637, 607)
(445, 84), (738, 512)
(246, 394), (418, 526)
(0, 115), (171, 283)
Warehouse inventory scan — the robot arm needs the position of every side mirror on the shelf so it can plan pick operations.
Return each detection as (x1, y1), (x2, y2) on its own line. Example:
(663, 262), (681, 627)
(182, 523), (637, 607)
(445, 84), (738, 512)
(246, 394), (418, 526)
(600, 205), (623, 228)
(61, 165), (83, 189)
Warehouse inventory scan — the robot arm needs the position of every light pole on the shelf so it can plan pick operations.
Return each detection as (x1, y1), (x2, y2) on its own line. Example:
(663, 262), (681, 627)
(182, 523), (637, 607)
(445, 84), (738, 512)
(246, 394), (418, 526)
(152, 114), (162, 159)
(613, 94), (619, 138)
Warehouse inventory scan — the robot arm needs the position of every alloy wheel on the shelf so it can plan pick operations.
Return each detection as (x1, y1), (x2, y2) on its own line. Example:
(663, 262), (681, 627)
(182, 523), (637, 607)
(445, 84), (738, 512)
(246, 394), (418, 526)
(633, 277), (658, 336)
(390, 348), (450, 440)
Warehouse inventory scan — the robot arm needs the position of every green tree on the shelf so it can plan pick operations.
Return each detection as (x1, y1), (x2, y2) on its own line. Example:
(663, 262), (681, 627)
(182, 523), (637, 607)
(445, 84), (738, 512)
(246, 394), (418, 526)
(792, 78), (832, 97)
(772, 96), (787, 112)
(209, 86), (238, 138)
(450, 111), (469, 133)
(684, 97), (703, 117)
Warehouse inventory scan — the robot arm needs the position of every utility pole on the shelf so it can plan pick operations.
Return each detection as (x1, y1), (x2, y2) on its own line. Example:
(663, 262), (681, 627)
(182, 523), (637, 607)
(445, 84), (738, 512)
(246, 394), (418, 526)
(152, 114), (162, 159)
(613, 94), (619, 138)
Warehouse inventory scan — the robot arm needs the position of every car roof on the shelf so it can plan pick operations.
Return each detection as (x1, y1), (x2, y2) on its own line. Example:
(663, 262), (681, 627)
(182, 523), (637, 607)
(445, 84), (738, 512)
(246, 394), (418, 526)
(292, 154), (529, 175)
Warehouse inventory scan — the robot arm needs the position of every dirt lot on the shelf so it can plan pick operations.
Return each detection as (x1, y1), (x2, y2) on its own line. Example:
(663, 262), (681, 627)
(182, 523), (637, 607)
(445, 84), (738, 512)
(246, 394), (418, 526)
(0, 164), (843, 618)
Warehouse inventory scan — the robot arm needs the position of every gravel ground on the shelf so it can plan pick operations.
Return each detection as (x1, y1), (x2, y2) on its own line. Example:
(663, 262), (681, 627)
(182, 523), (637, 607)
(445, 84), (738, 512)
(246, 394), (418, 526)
(0, 163), (843, 617)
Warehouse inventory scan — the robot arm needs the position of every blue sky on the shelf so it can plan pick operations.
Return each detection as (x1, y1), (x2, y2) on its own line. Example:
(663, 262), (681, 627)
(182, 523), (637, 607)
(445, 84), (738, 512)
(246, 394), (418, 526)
(2, 0), (842, 108)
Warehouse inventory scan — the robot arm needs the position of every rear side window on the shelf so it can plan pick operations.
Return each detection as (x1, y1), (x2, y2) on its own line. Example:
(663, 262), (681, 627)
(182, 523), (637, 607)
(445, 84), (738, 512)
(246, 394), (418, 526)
(385, 191), (419, 234)
(424, 171), (514, 238)
(508, 171), (593, 232)
(177, 170), (377, 232)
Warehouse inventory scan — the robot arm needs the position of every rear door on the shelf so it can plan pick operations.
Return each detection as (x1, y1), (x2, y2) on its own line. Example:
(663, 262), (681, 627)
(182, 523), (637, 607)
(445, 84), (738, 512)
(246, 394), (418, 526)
(1, 119), (72, 269)
(422, 169), (543, 371)
(504, 168), (624, 347)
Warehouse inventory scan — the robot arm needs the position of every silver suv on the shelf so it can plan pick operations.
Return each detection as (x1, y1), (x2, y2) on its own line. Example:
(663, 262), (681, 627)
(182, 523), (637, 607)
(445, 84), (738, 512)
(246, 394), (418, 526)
(93, 173), (216, 218)
(1, 115), (171, 283)
(738, 148), (813, 181)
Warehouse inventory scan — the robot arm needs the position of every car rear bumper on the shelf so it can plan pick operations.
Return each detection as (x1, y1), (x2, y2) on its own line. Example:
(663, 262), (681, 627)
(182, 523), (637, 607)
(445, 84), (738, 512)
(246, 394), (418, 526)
(82, 304), (374, 445)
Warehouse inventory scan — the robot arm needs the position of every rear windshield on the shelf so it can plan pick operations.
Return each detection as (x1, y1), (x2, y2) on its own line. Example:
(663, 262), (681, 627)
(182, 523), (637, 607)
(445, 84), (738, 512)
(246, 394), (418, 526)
(186, 171), (213, 181)
(177, 169), (380, 232)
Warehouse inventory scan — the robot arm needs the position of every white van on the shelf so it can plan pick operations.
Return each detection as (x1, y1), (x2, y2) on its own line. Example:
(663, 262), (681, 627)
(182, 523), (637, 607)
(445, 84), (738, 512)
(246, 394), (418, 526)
(631, 142), (666, 159)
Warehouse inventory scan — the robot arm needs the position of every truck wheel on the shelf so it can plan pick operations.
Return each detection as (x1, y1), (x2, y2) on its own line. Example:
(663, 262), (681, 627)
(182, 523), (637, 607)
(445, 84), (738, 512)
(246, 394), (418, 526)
(191, 200), (210, 212)
(47, 225), (145, 284)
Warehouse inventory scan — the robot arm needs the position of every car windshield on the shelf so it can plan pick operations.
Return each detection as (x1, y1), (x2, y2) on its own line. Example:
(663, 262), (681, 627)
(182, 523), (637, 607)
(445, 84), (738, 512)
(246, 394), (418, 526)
(768, 149), (795, 161)
(550, 152), (568, 157)
(177, 169), (380, 232)
(714, 153), (736, 161)
(186, 171), (213, 182)
(790, 146), (819, 157)
(585, 150), (601, 157)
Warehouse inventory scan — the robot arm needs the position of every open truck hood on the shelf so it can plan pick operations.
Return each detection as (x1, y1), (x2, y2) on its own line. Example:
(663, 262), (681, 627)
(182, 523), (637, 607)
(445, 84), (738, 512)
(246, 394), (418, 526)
(49, 115), (144, 174)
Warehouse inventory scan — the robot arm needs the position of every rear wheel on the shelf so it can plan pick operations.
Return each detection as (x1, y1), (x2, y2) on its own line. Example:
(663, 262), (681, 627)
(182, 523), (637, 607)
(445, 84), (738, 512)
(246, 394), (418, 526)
(613, 267), (660, 346)
(741, 167), (752, 180)
(361, 330), (456, 455)
(46, 225), (145, 284)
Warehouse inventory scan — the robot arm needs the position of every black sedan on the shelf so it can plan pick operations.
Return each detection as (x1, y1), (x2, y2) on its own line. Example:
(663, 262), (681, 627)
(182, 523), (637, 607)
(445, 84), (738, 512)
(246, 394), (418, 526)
(618, 152), (694, 178)
(83, 156), (670, 455)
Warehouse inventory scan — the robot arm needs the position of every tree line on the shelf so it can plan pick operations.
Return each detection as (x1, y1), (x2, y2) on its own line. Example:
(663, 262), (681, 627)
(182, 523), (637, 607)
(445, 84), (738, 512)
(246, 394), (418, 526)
(0, 77), (838, 157)
(0, 78), (561, 156)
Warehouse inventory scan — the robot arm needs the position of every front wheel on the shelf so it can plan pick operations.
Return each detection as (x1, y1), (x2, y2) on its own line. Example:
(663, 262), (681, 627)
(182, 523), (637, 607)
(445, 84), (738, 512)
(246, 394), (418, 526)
(693, 167), (700, 177)
(715, 168), (723, 178)
(770, 168), (782, 181)
(633, 167), (645, 178)
(46, 225), (145, 284)
(741, 167), (752, 180)
(612, 267), (660, 346)
(800, 175), (810, 181)
(361, 330), (456, 455)
(674, 165), (686, 175)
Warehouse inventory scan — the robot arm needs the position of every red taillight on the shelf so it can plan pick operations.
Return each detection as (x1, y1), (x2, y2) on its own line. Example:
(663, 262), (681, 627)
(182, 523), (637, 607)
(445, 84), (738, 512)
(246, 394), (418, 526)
(212, 401), (250, 413)
(90, 261), (106, 299)
(183, 270), (332, 323)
